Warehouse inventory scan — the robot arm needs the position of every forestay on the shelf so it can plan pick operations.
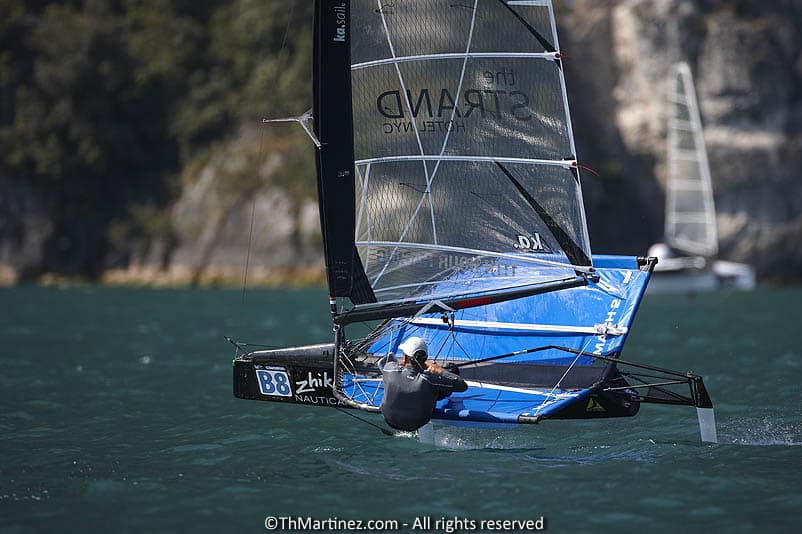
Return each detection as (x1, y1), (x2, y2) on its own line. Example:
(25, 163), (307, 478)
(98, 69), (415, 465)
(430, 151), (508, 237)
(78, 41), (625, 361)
(664, 62), (718, 258)
(316, 0), (592, 309)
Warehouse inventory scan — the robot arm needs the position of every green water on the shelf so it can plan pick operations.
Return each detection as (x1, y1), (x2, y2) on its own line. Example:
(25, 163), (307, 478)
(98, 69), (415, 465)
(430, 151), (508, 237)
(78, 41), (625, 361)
(1, 286), (800, 533)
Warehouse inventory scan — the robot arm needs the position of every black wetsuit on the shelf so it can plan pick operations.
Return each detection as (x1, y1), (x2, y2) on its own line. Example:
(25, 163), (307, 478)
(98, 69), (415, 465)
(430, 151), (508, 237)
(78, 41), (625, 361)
(380, 358), (468, 431)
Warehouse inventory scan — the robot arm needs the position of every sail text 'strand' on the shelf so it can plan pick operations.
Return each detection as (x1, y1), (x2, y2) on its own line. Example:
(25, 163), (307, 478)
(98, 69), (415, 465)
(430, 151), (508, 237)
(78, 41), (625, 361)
(377, 88), (532, 121)
(377, 68), (532, 134)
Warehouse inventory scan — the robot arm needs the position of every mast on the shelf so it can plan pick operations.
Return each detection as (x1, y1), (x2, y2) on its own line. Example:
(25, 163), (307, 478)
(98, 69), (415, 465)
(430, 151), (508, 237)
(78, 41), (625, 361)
(313, 0), (376, 305)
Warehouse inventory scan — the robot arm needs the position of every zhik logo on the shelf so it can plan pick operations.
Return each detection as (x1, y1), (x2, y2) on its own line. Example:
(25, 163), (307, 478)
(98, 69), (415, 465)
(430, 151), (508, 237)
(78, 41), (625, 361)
(295, 371), (334, 394)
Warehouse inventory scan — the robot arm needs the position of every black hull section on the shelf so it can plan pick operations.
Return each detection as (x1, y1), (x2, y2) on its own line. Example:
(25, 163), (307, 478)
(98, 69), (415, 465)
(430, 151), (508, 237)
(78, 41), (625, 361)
(546, 387), (640, 420)
(233, 344), (640, 421)
(233, 343), (350, 408)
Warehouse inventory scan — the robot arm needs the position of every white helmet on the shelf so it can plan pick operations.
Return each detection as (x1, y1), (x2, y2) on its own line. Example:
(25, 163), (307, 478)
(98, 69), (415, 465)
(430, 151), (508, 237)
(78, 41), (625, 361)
(398, 337), (428, 362)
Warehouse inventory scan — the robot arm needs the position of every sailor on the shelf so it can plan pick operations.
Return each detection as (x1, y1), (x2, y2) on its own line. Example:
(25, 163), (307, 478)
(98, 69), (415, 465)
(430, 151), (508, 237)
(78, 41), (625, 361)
(379, 336), (467, 432)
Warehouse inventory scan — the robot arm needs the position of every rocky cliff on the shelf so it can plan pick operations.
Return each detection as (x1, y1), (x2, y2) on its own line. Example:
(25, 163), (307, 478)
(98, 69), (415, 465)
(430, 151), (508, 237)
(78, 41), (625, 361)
(561, 0), (802, 280)
(101, 127), (325, 286)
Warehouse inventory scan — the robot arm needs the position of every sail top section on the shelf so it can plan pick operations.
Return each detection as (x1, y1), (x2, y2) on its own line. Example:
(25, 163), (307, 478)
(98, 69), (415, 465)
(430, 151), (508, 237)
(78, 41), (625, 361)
(315, 0), (592, 312)
(665, 62), (718, 258)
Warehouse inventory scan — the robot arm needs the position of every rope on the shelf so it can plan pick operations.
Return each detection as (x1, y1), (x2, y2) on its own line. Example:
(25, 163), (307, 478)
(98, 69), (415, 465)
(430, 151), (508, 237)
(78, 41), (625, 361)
(575, 162), (600, 177)
(533, 334), (596, 417)
(337, 346), (375, 406)
(335, 407), (396, 436)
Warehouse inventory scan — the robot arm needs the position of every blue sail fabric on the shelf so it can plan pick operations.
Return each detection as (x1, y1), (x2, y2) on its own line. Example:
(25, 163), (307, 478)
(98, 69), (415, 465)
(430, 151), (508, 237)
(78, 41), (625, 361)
(342, 375), (593, 426)
(344, 256), (651, 426)
(366, 255), (651, 367)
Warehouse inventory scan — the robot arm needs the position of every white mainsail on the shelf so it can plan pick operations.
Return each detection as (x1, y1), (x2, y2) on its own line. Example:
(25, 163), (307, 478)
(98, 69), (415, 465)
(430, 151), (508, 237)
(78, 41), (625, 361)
(664, 62), (718, 258)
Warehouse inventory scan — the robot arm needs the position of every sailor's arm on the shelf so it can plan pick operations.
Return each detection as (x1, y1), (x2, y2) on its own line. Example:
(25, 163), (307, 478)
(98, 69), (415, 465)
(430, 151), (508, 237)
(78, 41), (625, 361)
(377, 352), (396, 372)
(426, 361), (468, 393)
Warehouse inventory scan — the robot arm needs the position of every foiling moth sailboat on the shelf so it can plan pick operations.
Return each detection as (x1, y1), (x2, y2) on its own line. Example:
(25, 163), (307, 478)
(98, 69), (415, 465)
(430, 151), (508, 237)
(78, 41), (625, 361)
(647, 62), (755, 294)
(232, 1), (717, 442)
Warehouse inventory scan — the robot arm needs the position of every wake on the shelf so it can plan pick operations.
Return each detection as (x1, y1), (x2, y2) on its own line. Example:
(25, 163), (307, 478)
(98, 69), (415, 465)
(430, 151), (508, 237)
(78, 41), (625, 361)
(717, 416), (802, 446)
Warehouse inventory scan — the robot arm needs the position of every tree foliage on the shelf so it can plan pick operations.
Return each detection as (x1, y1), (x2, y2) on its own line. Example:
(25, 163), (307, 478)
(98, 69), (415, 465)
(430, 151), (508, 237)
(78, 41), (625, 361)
(0, 0), (313, 276)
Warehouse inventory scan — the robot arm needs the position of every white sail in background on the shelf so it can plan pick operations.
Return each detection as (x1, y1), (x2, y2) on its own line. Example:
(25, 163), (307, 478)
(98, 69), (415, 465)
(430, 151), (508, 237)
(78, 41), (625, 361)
(664, 62), (718, 258)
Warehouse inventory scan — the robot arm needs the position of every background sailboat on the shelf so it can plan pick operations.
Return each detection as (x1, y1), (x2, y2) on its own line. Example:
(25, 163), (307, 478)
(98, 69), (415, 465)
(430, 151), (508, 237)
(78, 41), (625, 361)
(648, 62), (755, 293)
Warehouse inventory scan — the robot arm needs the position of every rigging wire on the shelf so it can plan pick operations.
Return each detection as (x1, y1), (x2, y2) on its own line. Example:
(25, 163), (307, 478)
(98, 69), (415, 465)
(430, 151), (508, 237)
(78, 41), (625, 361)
(240, 2), (297, 304)
(533, 334), (596, 416)
(431, 314), (454, 360)
(449, 327), (474, 361)
(335, 407), (397, 437)
(278, 2), (295, 63)
(241, 197), (257, 304)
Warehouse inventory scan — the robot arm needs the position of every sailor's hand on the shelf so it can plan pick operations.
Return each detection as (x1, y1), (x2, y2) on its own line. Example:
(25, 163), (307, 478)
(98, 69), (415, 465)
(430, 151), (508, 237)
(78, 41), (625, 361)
(426, 361), (445, 374)
(444, 363), (460, 375)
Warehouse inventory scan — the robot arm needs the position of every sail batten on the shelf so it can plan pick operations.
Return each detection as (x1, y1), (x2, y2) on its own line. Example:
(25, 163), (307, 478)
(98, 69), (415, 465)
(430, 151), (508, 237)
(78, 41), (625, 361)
(354, 240), (593, 271)
(355, 155), (575, 166)
(353, 51), (560, 70)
